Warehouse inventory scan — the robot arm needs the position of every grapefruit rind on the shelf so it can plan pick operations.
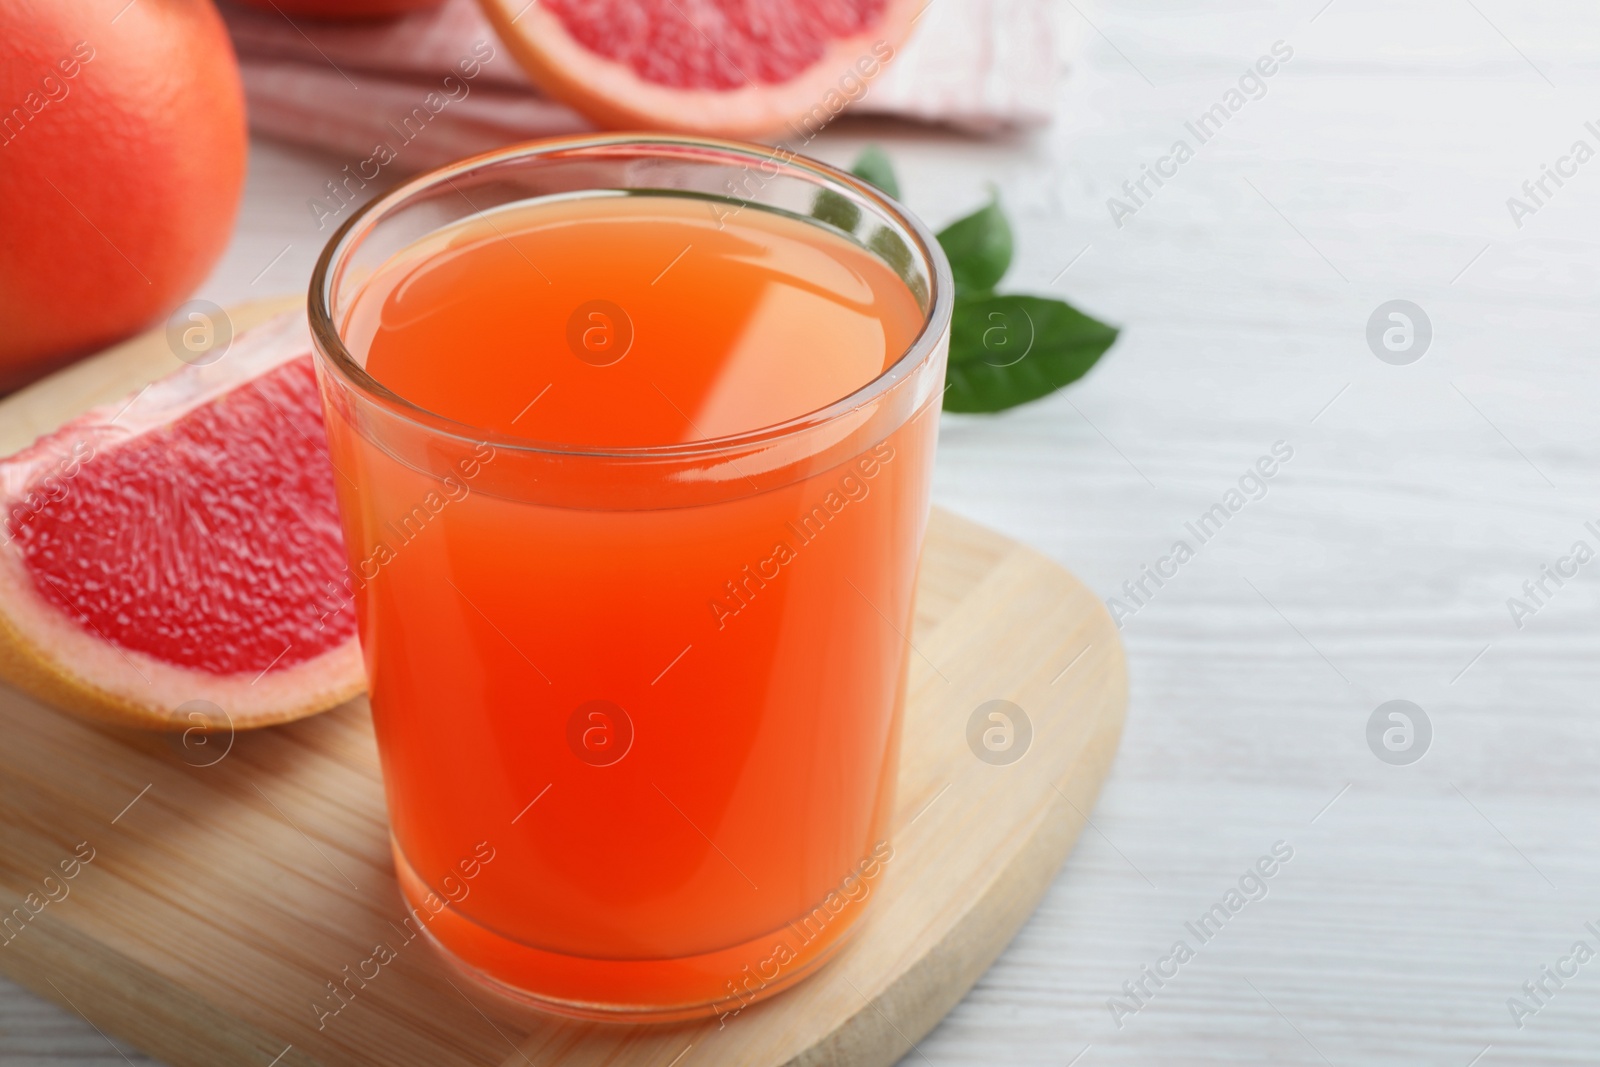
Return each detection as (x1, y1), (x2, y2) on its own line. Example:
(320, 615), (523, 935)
(0, 312), (364, 732)
(477, 0), (923, 139)
(0, 570), (363, 732)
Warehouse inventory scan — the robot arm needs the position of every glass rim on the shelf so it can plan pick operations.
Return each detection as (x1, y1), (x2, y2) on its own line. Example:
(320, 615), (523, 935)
(306, 132), (954, 460)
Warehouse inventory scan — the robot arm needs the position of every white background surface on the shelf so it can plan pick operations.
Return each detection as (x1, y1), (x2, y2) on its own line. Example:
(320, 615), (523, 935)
(7, 0), (1600, 1063)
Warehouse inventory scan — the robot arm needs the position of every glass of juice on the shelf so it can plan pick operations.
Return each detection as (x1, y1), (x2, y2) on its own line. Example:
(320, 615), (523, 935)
(307, 134), (952, 1021)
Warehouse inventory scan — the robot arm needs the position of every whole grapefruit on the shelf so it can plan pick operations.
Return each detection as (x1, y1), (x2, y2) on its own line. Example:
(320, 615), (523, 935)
(0, 0), (247, 392)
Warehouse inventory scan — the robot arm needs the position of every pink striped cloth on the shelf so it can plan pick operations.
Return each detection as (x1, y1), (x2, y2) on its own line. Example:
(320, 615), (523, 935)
(219, 0), (1060, 171)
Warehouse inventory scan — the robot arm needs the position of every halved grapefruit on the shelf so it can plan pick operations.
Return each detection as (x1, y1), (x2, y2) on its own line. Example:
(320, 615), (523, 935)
(478, 0), (922, 139)
(0, 311), (363, 731)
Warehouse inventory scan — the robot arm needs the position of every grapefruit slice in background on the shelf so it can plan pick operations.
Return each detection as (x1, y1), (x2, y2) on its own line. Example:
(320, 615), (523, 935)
(478, 0), (922, 138)
(0, 311), (363, 731)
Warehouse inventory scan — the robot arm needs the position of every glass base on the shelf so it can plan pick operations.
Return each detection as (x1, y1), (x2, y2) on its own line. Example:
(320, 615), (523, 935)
(392, 840), (867, 1022)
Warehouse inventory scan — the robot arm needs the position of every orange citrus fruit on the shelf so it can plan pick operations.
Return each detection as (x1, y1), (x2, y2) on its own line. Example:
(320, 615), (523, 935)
(0, 0), (247, 392)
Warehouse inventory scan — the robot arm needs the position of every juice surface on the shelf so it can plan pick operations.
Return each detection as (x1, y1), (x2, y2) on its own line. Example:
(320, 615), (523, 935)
(324, 194), (939, 1014)
(348, 194), (926, 447)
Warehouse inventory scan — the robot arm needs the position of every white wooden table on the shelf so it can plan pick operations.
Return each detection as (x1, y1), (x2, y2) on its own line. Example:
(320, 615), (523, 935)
(7, 0), (1600, 1062)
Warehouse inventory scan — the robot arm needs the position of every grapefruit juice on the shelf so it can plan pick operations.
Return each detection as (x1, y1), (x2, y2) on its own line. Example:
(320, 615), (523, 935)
(314, 147), (949, 1020)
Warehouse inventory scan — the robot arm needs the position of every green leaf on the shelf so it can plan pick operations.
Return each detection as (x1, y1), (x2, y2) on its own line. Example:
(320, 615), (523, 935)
(812, 145), (899, 232)
(811, 188), (861, 234)
(851, 145), (900, 199)
(867, 226), (928, 309)
(936, 194), (1013, 294)
(944, 294), (1118, 413)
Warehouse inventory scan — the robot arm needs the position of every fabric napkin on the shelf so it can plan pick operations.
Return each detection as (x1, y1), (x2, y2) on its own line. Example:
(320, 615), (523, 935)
(220, 0), (1060, 172)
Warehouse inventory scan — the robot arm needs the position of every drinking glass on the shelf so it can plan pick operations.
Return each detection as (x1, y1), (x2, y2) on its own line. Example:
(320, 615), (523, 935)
(308, 134), (953, 1020)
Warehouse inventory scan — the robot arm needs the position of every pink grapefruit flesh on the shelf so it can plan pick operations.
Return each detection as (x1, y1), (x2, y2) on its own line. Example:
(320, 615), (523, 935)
(546, 0), (888, 88)
(0, 312), (363, 730)
(478, 0), (922, 138)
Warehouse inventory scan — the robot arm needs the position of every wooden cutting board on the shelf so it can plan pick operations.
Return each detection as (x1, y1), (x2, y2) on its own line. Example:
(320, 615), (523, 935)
(0, 302), (1127, 1067)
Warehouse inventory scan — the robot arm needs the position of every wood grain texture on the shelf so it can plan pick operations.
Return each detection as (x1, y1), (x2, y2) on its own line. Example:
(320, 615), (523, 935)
(0, 312), (1126, 1066)
(10, 0), (1600, 1062)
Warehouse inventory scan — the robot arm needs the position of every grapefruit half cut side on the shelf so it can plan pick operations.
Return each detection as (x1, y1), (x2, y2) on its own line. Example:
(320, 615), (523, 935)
(478, 0), (923, 139)
(0, 312), (363, 731)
